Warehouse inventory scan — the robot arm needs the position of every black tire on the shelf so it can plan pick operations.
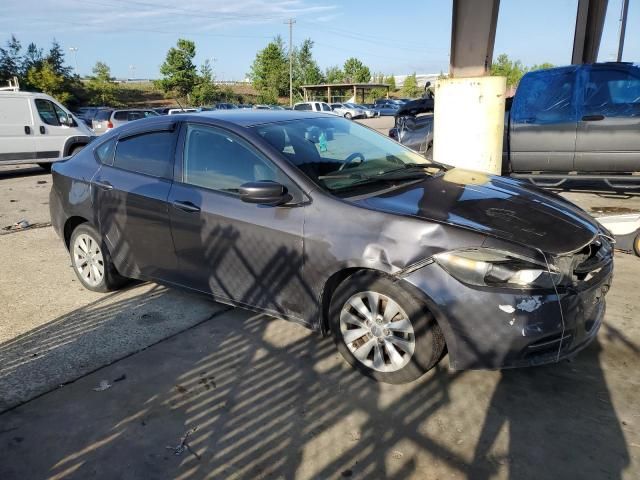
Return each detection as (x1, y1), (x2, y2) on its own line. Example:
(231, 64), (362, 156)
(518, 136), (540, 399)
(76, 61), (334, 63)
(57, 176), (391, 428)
(329, 271), (445, 384)
(69, 223), (127, 292)
(344, 112), (352, 120)
(38, 163), (52, 172)
(633, 234), (640, 257)
(69, 144), (85, 156)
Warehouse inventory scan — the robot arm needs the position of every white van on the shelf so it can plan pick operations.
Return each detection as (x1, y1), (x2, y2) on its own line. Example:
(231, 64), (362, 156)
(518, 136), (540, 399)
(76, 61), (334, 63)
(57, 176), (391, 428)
(0, 89), (95, 170)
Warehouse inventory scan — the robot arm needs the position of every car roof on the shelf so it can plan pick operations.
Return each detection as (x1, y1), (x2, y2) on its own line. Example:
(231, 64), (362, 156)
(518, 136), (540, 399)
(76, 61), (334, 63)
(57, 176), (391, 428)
(122, 110), (334, 128)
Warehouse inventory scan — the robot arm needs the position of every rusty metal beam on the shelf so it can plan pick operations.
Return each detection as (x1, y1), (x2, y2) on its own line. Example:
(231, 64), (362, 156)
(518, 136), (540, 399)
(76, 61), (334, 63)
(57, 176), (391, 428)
(449, 0), (500, 78)
(572, 0), (609, 64)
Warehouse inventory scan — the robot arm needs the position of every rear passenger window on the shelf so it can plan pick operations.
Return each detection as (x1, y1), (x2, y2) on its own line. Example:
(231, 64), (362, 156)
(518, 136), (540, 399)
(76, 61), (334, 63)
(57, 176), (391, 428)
(114, 131), (175, 178)
(584, 67), (640, 117)
(95, 138), (116, 165)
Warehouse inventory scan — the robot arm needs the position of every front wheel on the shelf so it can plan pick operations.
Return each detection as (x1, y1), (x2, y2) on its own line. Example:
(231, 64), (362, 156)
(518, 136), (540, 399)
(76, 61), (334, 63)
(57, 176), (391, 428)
(344, 112), (352, 120)
(329, 272), (445, 384)
(69, 223), (127, 292)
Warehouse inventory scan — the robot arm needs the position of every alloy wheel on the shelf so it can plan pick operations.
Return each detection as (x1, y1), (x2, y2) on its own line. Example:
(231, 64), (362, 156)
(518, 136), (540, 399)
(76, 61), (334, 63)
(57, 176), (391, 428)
(339, 291), (416, 372)
(73, 233), (105, 287)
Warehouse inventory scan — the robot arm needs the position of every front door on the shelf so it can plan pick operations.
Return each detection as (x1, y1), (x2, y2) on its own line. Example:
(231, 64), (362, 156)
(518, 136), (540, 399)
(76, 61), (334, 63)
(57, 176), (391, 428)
(575, 64), (640, 172)
(168, 122), (307, 318)
(509, 67), (579, 172)
(93, 129), (179, 281)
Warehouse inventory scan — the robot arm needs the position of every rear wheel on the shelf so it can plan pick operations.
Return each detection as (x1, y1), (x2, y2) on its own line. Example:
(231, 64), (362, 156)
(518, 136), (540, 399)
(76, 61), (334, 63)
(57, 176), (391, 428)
(329, 272), (445, 384)
(344, 112), (352, 120)
(69, 223), (127, 292)
(633, 233), (640, 257)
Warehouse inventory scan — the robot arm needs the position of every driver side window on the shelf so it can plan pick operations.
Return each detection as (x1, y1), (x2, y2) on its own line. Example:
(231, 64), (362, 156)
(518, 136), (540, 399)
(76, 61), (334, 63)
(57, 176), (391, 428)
(182, 124), (285, 194)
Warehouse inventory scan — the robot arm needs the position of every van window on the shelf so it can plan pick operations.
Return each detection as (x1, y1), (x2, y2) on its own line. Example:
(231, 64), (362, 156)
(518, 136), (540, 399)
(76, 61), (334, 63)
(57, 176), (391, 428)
(95, 110), (112, 121)
(114, 131), (175, 178)
(95, 138), (116, 165)
(113, 111), (129, 121)
(0, 97), (31, 125)
(35, 99), (61, 126)
(321, 103), (332, 112)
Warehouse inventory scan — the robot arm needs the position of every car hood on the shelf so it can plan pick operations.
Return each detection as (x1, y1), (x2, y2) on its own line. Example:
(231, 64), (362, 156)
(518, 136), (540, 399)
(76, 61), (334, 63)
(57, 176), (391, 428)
(347, 168), (600, 255)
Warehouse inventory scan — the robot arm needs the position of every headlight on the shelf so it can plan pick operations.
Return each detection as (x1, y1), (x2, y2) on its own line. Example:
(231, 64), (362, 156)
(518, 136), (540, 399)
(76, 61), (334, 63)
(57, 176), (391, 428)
(434, 248), (562, 290)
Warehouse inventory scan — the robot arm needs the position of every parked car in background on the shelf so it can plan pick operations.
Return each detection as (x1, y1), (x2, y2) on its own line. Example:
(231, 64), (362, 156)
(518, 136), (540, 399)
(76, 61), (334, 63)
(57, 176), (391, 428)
(0, 89), (94, 170)
(215, 103), (237, 110)
(253, 104), (272, 110)
(330, 103), (364, 119)
(153, 107), (178, 115)
(344, 103), (378, 118)
(168, 108), (199, 115)
(92, 109), (159, 135)
(374, 103), (401, 116)
(50, 111), (612, 383)
(74, 106), (109, 127)
(293, 101), (338, 115)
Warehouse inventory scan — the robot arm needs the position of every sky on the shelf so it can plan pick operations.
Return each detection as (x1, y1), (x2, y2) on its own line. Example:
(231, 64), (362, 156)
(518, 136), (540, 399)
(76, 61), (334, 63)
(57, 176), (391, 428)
(1, 0), (638, 80)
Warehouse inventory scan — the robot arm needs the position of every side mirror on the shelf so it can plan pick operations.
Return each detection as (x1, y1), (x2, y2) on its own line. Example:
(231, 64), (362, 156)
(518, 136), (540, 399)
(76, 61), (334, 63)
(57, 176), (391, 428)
(239, 181), (290, 205)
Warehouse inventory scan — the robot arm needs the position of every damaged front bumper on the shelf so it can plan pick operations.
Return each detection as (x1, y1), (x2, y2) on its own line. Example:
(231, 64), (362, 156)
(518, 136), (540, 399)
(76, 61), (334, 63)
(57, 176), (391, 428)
(402, 260), (612, 370)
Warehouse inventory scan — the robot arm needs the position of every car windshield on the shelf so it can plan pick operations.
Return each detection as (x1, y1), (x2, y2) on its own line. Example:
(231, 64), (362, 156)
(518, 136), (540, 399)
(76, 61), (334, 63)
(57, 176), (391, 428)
(253, 117), (441, 193)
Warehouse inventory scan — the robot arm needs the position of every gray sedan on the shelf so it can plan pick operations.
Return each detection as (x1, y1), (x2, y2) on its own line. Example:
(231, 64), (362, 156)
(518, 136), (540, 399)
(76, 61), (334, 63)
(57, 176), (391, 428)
(50, 111), (612, 383)
(330, 103), (364, 119)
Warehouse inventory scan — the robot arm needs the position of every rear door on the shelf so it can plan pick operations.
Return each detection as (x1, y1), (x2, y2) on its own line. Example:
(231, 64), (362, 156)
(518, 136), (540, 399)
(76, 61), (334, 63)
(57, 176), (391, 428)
(92, 110), (113, 134)
(575, 64), (640, 172)
(509, 67), (579, 172)
(93, 125), (180, 281)
(0, 96), (35, 164)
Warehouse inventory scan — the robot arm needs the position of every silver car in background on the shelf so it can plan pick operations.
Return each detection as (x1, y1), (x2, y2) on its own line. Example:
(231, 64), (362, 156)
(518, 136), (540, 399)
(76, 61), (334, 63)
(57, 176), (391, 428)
(344, 103), (378, 118)
(330, 103), (364, 119)
(92, 109), (159, 135)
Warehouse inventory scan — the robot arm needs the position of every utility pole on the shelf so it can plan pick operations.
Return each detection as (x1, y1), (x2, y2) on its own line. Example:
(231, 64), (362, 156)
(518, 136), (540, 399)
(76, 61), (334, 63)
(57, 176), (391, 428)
(285, 17), (296, 107)
(68, 47), (78, 76)
(616, 0), (629, 62)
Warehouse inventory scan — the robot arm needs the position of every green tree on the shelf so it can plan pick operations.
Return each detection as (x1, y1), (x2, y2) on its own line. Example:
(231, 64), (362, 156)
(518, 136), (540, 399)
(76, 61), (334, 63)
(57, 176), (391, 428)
(402, 73), (420, 98)
(293, 39), (323, 94)
(46, 39), (72, 77)
(249, 36), (288, 104)
(384, 74), (396, 91)
(22, 42), (43, 77)
(191, 59), (219, 106)
(490, 53), (527, 88)
(530, 62), (555, 71)
(87, 61), (119, 105)
(0, 35), (22, 82)
(157, 38), (198, 102)
(343, 57), (371, 83)
(26, 60), (70, 103)
(325, 65), (344, 84)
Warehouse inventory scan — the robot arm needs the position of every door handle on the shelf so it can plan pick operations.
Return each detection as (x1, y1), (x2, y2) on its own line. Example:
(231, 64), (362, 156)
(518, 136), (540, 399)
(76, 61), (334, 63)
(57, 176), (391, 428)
(582, 114), (604, 121)
(24, 126), (31, 135)
(94, 180), (113, 190)
(39, 126), (45, 134)
(172, 200), (201, 213)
